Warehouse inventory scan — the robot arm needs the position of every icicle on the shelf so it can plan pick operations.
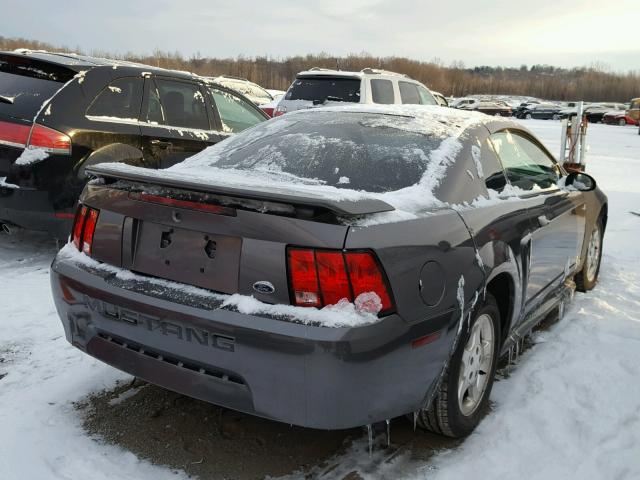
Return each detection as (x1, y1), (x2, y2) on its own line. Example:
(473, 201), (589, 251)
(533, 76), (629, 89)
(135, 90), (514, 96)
(413, 411), (418, 432)
(386, 419), (391, 447)
(367, 424), (373, 457)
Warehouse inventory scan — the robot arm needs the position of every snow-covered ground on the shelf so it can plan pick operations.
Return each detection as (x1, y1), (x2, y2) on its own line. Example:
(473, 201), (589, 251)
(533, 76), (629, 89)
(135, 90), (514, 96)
(1, 120), (639, 479)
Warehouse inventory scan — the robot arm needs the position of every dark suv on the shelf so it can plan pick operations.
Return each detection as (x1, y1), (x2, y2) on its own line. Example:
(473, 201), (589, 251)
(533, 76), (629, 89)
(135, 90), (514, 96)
(0, 50), (268, 238)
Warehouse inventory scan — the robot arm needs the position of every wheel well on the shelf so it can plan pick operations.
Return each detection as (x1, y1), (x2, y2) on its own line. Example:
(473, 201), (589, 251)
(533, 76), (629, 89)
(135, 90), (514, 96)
(486, 273), (514, 344)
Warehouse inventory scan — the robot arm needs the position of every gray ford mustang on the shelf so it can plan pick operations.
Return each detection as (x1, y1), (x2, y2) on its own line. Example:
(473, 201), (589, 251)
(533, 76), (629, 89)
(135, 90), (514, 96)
(50, 105), (606, 437)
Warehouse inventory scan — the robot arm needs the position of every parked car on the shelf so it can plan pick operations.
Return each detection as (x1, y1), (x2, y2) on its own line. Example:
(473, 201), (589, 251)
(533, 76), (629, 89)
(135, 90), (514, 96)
(512, 101), (541, 118)
(274, 68), (438, 116)
(0, 50), (268, 238)
(515, 103), (563, 120)
(584, 103), (628, 123)
(451, 97), (478, 109)
(460, 100), (512, 116)
(212, 76), (274, 106)
(602, 110), (638, 126)
(432, 91), (449, 107)
(625, 98), (639, 127)
(50, 104), (606, 438)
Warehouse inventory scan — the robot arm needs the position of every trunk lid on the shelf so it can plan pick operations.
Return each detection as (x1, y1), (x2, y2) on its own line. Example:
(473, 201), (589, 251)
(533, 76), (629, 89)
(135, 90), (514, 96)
(82, 173), (382, 306)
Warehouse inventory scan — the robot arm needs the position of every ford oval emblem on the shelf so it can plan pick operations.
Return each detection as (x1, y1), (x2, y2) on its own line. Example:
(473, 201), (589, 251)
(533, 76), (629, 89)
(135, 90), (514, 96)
(253, 281), (275, 294)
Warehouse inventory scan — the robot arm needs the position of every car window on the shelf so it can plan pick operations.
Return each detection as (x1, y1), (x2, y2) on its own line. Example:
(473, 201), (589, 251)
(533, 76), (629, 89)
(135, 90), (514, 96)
(208, 87), (265, 133)
(370, 79), (394, 104)
(0, 55), (75, 120)
(475, 137), (508, 192)
(86, 77), (143, 120)
(151, 78), (209, 130)
(490, 131), (560, 191)
(398, 81), (421, 104)
(417, 85), (438, 105)
(285, 76), (360, 103)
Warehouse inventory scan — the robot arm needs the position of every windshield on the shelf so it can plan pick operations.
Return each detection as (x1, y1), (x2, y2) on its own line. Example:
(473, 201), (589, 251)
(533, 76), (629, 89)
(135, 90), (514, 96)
(174, 110), (455, 193)
(285, 76), (361, 103)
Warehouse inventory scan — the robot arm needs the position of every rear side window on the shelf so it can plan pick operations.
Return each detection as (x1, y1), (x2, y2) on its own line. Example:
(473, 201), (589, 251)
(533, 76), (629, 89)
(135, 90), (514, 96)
(208, 88), (265, 133)
(152, 79), (209, 130)
(399, 81), (421, 104)
(417, 85), (438, 105)
(490, 131), (560, 191)
(370, 79), (394, 104)
(86, 77), (143, 120)
(285, 77), (360, 103)
(0, 55), (75, 120)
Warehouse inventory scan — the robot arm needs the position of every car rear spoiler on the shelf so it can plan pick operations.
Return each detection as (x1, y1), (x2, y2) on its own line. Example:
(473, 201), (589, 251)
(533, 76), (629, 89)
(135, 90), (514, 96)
(86, 164), (395, 216)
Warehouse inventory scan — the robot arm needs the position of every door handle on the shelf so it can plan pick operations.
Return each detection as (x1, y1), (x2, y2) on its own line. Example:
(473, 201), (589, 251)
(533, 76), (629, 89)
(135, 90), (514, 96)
(537, 215), (551, 227)
(150, 139), (172, 149)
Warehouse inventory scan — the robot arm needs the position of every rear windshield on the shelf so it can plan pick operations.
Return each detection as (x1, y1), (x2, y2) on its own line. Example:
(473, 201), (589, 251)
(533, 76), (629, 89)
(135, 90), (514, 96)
(184, 110), (450, 193)
(285, 76), (360, 103)
(0, 55), (75, 120)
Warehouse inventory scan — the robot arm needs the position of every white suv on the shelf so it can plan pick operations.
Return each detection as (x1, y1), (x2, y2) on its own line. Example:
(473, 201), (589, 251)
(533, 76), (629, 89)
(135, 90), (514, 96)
(275, 68), (438, 116)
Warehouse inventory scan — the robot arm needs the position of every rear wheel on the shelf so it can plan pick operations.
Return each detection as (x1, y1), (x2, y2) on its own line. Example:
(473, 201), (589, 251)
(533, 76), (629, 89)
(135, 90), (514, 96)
(415, 294), (500, 437)
(618, 118), (626, 126)
(552, 114), (560, 120)
(576, 217), (603, 291)
(525, 113), (532, 120)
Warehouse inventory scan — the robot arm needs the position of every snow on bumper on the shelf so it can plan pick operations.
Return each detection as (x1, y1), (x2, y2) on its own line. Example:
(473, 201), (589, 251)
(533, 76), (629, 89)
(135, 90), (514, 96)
(50, 254), (453, 430)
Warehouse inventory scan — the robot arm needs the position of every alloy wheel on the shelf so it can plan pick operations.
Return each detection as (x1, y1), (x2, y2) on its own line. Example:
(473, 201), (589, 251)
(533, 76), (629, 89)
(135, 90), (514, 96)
(458, 313), (495, 416)
(586, 224), (601, 283)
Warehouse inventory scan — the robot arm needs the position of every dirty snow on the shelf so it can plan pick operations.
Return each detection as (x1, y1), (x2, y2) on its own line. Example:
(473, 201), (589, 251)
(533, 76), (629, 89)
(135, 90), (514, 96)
(0, 120), (639, 480)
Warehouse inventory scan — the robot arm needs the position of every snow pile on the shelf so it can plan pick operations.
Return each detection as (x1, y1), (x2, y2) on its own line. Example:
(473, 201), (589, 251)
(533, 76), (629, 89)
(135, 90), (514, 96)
(14, 147), (49, 166)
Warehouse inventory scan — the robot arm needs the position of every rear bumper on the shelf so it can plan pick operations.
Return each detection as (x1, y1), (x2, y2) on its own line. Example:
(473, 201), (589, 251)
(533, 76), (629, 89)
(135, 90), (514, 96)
(0, 186), (72, 238)
(50, 253), (454, 430)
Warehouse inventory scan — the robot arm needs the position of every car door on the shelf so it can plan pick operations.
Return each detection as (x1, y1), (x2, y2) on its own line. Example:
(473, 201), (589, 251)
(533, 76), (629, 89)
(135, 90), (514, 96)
(490, 130), (586, 310)
(139, 75), (223, 169)
(206, 85), (269, 134)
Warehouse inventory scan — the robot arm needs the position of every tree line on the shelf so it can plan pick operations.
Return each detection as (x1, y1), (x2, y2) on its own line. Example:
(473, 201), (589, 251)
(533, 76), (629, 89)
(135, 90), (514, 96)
(2, 36), (638, 102)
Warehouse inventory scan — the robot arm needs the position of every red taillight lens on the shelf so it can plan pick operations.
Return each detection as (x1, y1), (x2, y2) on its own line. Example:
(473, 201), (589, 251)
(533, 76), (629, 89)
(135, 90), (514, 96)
(316, 251), (352, 305)
(287, 248), (394, 315)
(345, 252), (393, 312)
(28, 123), (71, 154)
(82, 208), (99, 255)
(287, 248), (320, 307)
(0, 120), (31, 148)
(273, 106), (286, 117)
(71, 204), (99, 255)
(72, 205), (87, 249)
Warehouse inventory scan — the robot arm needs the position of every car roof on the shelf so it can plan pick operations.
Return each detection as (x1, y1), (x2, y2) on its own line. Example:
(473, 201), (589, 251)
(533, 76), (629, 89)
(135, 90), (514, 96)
(296, 67), (412, 81)
(3, 49), (203, 82)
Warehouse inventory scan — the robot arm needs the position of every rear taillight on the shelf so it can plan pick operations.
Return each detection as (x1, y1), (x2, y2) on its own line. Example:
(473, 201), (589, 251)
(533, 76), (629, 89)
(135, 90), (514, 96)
(28, 123), (71, 154)
(0, 120), (31, 148)
(71, 204), (99, 255)
(287, 247), (395, 315)
(273, 105), (286, 117)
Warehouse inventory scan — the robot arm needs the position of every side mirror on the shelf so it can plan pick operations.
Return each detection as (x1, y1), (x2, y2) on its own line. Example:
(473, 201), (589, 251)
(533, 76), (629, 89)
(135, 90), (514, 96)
(565, 171), (596, 191)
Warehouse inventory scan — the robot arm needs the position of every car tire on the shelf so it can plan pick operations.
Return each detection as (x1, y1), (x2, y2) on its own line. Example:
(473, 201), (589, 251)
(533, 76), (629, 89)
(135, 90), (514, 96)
(494, 112), (502, 117)
(618, 118), (626, 126)
(525, 113), (532, 120)
(575, 217), (603, 292)
(553, 114), (559, 120)
(415, 294), (501, 438)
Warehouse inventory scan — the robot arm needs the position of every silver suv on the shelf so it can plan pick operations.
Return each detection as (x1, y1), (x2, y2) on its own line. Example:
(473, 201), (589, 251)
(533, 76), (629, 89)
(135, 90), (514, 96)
(275, 67), (438, 116)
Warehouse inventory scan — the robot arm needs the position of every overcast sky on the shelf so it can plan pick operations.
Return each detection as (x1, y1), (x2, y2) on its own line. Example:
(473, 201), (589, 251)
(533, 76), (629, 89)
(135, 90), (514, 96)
(2, 0), (639, 71)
